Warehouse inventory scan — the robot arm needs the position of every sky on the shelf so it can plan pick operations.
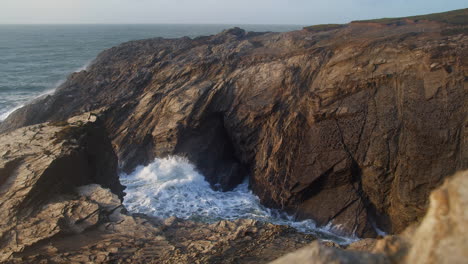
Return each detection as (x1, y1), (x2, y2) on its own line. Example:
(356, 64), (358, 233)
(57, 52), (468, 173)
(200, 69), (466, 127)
(0, 0), (466, 25)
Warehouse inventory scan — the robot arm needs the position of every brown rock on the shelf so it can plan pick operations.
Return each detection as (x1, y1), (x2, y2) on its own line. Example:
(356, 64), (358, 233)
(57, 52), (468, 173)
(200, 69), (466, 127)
(0, 113), (123, 262)
(269, 241), (390, 264)
(405, 171), (468, 264)
(270, 170), (468, 264)
(0, 114), (317, 263)
(0, 16), (467, 237)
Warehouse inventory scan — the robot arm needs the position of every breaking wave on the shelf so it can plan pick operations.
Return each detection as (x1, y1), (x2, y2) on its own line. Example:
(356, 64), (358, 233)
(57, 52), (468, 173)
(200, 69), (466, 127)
(120, 156), (358, 244)
(0, 58), (91, 122)
(0, 87), (55, 121)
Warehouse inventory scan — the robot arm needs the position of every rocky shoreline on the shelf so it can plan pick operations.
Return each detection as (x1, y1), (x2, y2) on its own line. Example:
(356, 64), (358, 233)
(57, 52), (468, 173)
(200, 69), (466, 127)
(0, 113), (317, 263)
(2, 113), (466, 263)
(0, 8), (467, 264)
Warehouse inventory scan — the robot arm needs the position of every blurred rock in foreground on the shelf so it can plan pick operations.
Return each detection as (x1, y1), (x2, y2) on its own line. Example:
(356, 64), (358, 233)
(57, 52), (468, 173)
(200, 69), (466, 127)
(270, 170), (468, 264)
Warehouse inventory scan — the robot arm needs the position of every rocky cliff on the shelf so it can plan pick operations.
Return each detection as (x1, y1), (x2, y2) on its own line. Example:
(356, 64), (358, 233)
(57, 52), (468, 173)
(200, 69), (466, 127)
(270, 170), (468, 264)
(1, 9), (467, 238)
(0, 113), (316, 263)
(0, 113), (123, 261)
(1, 114), (466, 263)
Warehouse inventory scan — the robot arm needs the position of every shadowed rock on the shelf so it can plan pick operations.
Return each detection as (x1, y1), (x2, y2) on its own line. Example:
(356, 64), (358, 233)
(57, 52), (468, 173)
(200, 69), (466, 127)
(269, 170), (468, 264)
(0, 113), (316, 263)
(0, 14), (467, 237)
(0, 112), (124, 262)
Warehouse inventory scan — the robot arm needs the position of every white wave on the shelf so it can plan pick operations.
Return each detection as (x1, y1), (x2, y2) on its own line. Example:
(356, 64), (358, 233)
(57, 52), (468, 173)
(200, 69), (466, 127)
(0, 87), (56, 122)
(0, 60), (90, 122)
(0, 105), (22, 121)
(74, 60), (92, 72)
(121, 156), (358, 244)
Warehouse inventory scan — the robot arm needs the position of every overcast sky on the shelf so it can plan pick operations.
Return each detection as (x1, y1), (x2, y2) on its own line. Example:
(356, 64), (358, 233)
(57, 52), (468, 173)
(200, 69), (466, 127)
(0, 0), (466, 25)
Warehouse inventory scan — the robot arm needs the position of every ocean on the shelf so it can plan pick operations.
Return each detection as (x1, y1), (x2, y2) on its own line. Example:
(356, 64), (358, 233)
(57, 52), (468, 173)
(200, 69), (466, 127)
(0, 24), (355, 243)
(121, 156), (356, 244)
(0, 24), (301, 120)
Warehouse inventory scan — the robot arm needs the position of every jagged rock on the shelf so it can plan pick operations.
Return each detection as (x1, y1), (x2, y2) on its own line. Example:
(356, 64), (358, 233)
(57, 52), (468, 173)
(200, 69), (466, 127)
(0, 113), (124, 262)
(269, 241), (390, 264)
(269, 170), (468, 264)
(1, 15), (467, 237)
(10, 214), (316, 264)
(0, 113), (316, 263)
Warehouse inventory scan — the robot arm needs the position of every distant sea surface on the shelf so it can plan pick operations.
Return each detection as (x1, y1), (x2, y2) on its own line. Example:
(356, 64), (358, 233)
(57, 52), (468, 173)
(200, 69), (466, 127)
(0, 24), (360, 243)
(0, 24), (302, 120)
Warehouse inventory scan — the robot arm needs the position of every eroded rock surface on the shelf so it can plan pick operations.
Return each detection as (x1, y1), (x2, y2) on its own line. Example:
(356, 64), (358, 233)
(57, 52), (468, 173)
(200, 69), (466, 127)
(1, 12), (467, 237)
(6, 184), (316, 264)
(0, 116), (316, 263)
(0, 113), (124, 262)
(270, 241), (390, 264)
(269, 170), (468, 264)
(9, 204), (316, 264)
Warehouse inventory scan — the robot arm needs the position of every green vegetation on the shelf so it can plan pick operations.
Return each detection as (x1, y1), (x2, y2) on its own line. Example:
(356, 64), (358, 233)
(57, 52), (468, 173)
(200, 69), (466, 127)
(302, 9), (468, 33)
(352, 8), (468, 26)
(303, 24), (346, 32)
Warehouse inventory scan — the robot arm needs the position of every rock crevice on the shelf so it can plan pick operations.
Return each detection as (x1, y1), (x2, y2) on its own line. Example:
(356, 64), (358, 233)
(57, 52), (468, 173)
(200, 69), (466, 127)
(1, 16), (467, 237)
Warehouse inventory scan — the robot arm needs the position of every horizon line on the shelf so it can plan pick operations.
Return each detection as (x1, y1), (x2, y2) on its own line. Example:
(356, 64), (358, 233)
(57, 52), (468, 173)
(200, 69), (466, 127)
(1, 7), (465, 27)
(0, 23), (308, 26)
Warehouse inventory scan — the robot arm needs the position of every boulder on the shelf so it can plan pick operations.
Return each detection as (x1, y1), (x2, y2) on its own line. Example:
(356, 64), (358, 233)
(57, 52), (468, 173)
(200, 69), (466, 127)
(405, 170), (468, 264)
(269, 170), (468, 264)
(0, 112), (124, 262)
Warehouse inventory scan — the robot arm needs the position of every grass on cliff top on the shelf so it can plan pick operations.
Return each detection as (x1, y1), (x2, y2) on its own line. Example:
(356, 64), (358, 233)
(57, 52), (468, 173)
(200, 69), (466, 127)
(352, 8), (468, 26)
(303, 24), (346, 32)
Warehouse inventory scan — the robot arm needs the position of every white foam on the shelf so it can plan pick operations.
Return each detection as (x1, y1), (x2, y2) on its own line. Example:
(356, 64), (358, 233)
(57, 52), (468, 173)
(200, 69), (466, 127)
(121, 156), (358, 244)
(74, 60), (92, 72)
(0, 88), (56, 122)
(0, 105), (22, 121)
(0, 60), (90, 122)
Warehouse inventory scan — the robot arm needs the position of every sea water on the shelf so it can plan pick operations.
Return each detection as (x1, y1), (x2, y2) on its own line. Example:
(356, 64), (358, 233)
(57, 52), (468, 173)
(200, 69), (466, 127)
(121, 156), (357, 244)
(0, 24), (301, 120)
(1, 24), (357, 244)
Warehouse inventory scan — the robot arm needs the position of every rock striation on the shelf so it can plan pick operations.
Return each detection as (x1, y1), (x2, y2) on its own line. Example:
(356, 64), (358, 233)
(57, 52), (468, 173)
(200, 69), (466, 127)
(0, 113), (316, 263)
(269, 170), (468, 264)
(1, 9), (467, 237)
(0, 113), (124, 261)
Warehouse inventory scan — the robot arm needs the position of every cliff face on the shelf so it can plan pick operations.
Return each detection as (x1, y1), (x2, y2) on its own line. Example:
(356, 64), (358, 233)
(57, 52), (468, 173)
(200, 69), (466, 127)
(270, 170), (468, 264)
(1, 17), (466, 237)
(0, 113), (124, 261)
(0, 113), (315, 263)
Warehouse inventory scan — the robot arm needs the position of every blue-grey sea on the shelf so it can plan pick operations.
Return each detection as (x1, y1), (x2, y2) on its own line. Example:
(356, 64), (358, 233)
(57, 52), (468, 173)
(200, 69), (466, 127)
(0, 24), (302, 120)
(0, 24), (359, 243)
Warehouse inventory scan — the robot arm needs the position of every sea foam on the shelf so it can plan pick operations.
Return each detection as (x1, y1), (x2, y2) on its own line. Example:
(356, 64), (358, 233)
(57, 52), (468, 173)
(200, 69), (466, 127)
(0, 88), (55, 122)
(121, 156), (358, 244)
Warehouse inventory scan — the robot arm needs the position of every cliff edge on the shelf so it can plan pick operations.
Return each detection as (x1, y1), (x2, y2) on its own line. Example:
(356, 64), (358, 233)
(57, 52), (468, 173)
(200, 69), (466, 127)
(1, 9), (467, 238)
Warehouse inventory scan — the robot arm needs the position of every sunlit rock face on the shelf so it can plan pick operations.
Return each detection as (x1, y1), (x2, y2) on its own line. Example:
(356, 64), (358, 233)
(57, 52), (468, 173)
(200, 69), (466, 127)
(1, 17), (466, 237)
(0, 113), (123, 262)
